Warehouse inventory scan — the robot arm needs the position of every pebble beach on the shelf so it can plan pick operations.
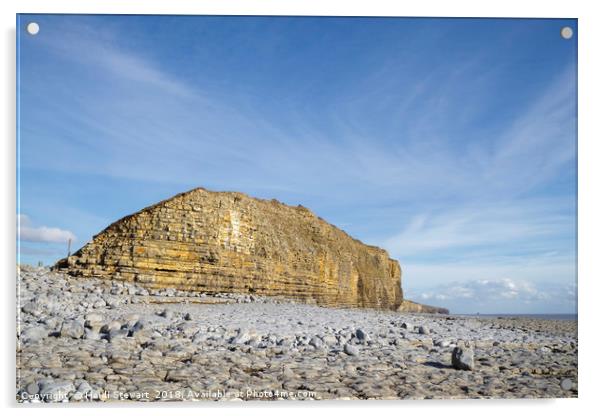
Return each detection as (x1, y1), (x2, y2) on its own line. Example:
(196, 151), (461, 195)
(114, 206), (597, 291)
(17, 265), (578, 402)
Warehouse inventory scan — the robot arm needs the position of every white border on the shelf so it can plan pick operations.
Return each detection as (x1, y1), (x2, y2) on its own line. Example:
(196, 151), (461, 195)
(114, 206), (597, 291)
(2, 1), (601, 415)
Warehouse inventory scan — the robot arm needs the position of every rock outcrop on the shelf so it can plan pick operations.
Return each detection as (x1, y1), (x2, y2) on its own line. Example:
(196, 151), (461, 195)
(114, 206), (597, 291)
(397, 300), (449, 315)
(55, 187), (403, 310)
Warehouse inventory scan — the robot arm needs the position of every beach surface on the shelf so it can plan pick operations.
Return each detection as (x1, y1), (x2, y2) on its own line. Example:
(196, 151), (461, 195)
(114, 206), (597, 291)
(17, 265), (577, 402)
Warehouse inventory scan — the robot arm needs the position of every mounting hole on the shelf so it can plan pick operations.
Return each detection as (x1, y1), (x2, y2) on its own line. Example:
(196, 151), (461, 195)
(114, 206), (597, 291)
(26, 22), (40, 35)
(560, 26), (573, 40)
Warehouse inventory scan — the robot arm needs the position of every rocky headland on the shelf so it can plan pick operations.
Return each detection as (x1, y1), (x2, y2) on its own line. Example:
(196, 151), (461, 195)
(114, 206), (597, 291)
(54, 187), (405, 310)
(17, 266), (577, 402)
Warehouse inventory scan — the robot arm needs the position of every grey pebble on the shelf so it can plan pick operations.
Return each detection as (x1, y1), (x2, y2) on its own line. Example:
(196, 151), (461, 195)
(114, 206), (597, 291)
(344, 343), (360, 356)
(60, 320), (84, 339)
(309, 336), (323, 349)
(561, 379), (573, 390)
(25, 382), (39, 395)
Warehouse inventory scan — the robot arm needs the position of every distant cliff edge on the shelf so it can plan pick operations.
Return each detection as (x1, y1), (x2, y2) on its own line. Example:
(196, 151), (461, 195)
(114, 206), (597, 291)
(397, 299), (450, 315)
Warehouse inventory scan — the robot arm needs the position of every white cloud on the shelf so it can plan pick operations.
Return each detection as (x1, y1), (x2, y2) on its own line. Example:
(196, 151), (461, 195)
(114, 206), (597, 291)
(419, 279), (530, 302)
(401, 251), (576, 289)
(18, 214), (76, 244)
(407, 278), (576, 314)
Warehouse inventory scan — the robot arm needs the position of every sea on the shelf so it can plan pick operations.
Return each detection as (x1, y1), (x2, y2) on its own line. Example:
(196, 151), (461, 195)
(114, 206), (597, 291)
(457, 314), (577, 321)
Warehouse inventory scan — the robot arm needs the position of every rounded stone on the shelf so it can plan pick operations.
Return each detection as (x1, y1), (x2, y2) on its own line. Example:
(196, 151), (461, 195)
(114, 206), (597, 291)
(561, 379), (573, 390)
(25, 382), (39, 395)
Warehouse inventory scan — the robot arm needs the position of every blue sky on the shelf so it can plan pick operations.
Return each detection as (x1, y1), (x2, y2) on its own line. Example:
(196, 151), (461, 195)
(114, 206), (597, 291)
(17, 15), (577, 314)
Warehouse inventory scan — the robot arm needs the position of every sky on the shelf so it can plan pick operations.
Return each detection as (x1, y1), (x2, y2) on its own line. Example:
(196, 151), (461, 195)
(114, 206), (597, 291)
(17, 15), (577, 314)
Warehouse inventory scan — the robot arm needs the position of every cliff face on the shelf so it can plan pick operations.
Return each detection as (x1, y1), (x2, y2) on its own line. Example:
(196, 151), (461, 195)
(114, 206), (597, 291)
(55, 187), (403, 310)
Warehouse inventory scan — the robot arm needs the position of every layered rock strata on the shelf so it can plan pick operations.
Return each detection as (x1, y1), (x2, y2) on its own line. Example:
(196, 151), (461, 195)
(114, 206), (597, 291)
(55, 187), (403, 310)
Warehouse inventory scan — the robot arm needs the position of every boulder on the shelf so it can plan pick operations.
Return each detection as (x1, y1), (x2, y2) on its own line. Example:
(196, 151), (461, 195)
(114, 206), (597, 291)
(451, 346), (475, 371)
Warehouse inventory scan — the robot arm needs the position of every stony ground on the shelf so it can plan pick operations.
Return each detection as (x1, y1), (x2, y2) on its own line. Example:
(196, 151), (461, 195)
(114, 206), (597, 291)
(16, 265), (578, 402)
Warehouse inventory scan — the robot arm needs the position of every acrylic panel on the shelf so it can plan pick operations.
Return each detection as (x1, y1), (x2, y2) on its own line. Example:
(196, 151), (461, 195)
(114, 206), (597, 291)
(16, 14), (577, 402)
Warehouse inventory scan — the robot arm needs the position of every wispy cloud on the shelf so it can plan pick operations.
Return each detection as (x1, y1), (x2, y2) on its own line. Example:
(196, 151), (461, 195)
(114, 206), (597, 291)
(22, 20), (576, 205)
(18, 214), (76, 244)
(383, 198), (574, 258)
(18, 16), (577, 313)
(36, 22), (196, 100)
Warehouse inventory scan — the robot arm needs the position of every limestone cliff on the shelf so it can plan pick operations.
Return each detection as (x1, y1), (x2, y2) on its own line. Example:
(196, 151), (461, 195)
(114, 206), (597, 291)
(55, 187), (404, 310)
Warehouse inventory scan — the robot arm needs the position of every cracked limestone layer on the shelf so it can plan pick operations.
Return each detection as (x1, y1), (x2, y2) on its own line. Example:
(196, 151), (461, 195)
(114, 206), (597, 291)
(55, 187), (403, 310)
